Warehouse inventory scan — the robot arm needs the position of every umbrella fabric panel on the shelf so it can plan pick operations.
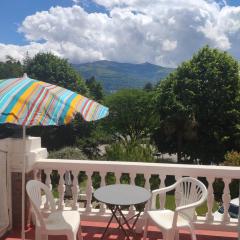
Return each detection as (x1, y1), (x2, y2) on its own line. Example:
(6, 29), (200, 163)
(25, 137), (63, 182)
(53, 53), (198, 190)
(0, 76), (109, 126)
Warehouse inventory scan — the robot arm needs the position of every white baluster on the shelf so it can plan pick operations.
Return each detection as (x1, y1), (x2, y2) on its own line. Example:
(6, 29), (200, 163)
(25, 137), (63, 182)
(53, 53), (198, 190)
(33, 169), (40, 181)
(144, 173), (151, 191)
(72, 170), (79, 210)
(44, 169), (52, 210)
(58, 170), (65, 210)
(86, 171), (93, 212)
(129, 172), (136, 216)
(144, 174), (151, 210)
(206, 177), (214, 222)
(115, 172), (121, 184)
(159, 175), (166, 210)
(222, 178), (231, 223)
(100, 171), (107, 214)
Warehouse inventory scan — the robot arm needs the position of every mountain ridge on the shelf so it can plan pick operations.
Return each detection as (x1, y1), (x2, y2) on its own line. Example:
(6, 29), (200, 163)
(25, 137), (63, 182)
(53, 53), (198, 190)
(73, 60), (174, 93)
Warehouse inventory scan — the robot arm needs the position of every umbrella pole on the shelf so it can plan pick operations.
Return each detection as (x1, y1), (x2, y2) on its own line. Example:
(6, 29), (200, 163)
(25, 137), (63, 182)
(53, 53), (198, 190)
(21, 126), (26, 240)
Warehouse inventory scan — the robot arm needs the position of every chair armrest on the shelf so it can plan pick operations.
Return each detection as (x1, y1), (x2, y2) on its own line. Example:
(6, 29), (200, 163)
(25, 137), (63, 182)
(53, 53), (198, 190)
(150, 182), (178, 209)
(175, 197), (206, 212)
(152, 182), (177, 197)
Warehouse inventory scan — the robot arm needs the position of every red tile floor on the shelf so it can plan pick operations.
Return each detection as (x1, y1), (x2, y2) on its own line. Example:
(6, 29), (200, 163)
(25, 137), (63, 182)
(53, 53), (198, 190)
(1, 221), (238, 240)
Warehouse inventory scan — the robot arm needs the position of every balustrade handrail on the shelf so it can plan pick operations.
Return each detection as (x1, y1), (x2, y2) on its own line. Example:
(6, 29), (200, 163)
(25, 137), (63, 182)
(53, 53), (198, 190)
(34, 159), (240, 179)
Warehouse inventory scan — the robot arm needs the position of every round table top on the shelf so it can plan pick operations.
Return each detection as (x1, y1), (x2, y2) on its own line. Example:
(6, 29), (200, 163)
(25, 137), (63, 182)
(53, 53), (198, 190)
(93, 184), (151, 206)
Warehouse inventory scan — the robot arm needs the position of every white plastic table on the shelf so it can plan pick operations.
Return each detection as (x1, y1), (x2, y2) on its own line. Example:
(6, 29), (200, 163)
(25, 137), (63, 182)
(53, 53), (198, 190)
(94, 184), (151, 240)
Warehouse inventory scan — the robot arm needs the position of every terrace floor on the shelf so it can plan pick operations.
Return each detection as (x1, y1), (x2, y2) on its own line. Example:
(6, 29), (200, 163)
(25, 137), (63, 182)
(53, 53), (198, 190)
(1, 221), (238, 240)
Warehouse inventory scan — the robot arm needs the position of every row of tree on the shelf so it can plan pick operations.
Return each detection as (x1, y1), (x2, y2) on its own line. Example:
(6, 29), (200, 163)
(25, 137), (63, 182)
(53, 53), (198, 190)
(0, 46), (240, 164)
(103, 46), (240, 164)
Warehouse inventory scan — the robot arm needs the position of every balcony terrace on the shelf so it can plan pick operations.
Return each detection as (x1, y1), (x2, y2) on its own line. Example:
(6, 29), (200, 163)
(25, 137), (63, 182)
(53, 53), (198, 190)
(0, 138), (239, 240)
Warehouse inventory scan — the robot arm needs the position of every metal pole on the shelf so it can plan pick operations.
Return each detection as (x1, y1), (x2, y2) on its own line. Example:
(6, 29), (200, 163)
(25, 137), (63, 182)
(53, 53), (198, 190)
(21, 126), (26, 240)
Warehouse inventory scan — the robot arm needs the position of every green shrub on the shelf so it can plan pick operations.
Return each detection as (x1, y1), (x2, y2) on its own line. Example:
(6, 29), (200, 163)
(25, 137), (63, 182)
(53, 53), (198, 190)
(105, 140), (155, 162)
(224, 151), (240, 166)
(48, 146), (87, 160)
(47, 147), (87, 188)
(224, 151), (240, 199)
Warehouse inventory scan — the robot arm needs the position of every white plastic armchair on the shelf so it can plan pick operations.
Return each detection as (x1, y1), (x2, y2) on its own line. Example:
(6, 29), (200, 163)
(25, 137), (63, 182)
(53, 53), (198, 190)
(143, 177), (207, 240)
(26, 180), (83, 240)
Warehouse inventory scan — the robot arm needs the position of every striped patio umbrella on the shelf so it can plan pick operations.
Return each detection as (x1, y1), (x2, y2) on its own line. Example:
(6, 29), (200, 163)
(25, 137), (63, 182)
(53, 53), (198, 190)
(0, 73), (109, 239)
(0, 74), (108, 125)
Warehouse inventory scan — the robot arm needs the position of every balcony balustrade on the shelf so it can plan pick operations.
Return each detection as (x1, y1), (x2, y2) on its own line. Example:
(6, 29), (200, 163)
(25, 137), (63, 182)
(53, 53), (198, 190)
(34, 159), (239, 233)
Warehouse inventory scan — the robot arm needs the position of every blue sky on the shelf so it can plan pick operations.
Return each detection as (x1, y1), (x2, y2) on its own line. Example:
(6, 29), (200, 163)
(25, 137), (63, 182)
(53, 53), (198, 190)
(0, 0), (106, 45)
(1, 0), (239, 45)
(0, 0), (240, 66)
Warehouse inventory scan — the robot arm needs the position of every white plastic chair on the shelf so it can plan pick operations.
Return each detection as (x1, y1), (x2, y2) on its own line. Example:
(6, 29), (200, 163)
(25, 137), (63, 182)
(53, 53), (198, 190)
(26, 180), (83, 240)
(143, 177), (208, 240)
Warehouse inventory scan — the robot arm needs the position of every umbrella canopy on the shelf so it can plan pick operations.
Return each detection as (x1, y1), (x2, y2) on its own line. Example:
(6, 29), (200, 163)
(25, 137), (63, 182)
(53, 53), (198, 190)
(0, 74), (109, 126)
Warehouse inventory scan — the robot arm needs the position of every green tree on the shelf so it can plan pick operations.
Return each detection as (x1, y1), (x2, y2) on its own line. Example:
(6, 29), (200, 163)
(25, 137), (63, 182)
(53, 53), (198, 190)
(24, 52), (87, 94)
(153, 75), (197, 162)
(0, 56), (23, 79)
(104, 89), (156, 140)
(143, 82), (153, 91)
(0, 57), (24, 139)
(154, 46), (240, 164)
(86, 76), (104, 102)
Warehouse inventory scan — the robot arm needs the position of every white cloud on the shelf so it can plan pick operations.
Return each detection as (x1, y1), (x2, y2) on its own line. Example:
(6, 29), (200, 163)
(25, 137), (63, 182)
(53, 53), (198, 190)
(162, 39), (177, 51)
(0, 1), (240, 67)
(72, 0), (80, 3)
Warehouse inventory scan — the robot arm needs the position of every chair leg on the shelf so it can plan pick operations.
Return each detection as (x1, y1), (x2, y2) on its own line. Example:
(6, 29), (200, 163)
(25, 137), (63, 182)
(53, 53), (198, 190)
(175, 229), (179, 240)
(188, 224), (197, 240)
(162, 230), (168, 240)
(143, 217), (149, 240)
(35, 226), (41, 240)
(78, 226), (83, 240)
(67, 232), (76, 240)
(163, 230), (174, 240)
(41, 234), (48, 240)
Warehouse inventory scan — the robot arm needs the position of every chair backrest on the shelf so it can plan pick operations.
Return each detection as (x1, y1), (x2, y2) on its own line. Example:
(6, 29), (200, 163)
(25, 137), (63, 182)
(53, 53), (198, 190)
(176, 177), (207, 220)
(26, 180), (56, 229)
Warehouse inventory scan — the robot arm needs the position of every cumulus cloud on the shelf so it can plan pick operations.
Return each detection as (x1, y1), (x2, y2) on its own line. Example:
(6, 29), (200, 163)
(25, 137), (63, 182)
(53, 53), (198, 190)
(0, 0), (239, 67)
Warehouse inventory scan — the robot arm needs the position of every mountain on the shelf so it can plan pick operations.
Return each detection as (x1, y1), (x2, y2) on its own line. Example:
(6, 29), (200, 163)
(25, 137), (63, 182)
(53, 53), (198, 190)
(72, 60), (174, 93)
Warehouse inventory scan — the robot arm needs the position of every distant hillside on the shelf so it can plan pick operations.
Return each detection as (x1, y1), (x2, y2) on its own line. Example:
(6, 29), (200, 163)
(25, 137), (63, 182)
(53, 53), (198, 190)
(73, 60), (174, 93)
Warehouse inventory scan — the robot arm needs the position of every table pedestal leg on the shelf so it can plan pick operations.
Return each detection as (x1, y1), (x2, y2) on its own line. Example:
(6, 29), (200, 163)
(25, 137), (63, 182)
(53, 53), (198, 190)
(112, 206), (131, 240)
(101, 206), (116, 239)
(101, 205), (144, 240)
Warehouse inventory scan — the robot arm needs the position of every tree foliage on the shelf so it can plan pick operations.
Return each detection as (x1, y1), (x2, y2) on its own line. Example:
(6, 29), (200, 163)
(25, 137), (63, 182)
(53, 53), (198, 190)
(153, 75), (197, 162)
(86, 76), (104, 102)
(24, 52), (88, 94)
(0, 56), (23, 79)
(104, 89), (157, 140)
(154, 46), (240, 164)
(143, 82), (154, 91)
